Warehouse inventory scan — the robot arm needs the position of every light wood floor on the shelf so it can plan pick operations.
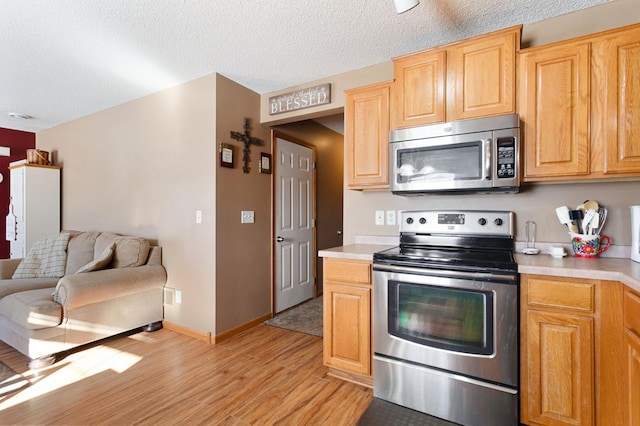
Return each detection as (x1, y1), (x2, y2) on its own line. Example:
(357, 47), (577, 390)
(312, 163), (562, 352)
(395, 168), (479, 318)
(0, 324), (373, 425)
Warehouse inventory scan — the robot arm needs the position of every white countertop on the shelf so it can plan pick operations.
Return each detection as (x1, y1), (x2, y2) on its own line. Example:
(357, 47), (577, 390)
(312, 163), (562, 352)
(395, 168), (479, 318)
(318, 243), (640, 293)
(318, 244), (394, 262)
(516, 253), (640, 293)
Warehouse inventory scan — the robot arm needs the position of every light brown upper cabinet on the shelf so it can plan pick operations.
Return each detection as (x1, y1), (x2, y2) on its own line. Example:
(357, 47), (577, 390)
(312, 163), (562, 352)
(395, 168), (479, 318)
(520, 23), (640, 181)
(518, 41), (591, 179)
(447, 27), (519, 121)
(391, 50), (446, 128)
(391, 25), (520, 130)
(344, 81), (391, 190)
(592, 25), (640, 176)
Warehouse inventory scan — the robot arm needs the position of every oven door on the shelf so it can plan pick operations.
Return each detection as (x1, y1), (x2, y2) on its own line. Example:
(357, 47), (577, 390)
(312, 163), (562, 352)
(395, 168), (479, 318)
(373, 264), (518, 387)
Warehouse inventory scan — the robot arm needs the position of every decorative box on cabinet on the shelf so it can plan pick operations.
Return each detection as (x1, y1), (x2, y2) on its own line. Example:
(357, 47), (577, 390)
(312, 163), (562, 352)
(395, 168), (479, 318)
(520, 23), (640, 181)
(520, 275), (624, 426)
(344, 82), (390, 190)
(391, 25), (520, 130)
(8, 163), (61, 259)
(323, 258), (372, 387)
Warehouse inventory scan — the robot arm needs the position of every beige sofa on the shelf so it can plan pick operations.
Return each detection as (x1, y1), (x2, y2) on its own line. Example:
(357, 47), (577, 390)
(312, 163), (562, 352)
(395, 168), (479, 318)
(0, 231), (167, 368)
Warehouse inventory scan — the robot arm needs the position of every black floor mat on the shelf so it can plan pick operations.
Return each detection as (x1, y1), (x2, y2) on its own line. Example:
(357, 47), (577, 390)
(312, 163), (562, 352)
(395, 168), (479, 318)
(357, 398), (461, 426)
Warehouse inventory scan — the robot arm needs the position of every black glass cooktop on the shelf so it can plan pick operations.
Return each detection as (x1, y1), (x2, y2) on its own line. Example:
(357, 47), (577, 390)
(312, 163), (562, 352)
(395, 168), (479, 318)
(373, 245), (517, 274)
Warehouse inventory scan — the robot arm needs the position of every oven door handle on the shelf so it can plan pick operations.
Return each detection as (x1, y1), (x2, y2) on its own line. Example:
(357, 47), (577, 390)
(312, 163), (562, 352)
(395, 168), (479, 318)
(373, 263), (517, 283)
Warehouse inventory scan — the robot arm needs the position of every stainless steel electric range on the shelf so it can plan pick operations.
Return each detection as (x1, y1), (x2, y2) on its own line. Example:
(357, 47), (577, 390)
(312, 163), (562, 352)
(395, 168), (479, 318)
(373, 210), (519, 426)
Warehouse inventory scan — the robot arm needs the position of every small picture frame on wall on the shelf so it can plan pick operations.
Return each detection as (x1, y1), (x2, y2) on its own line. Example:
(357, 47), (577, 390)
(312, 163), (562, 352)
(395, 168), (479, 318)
(219, 143), (235, 168)
(259, 152), (272, 174)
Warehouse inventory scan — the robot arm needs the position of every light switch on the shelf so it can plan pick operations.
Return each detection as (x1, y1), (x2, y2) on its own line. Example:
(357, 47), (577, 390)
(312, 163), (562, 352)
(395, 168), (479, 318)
(241, 210), (255, 224)
(195, 210), (202, 224)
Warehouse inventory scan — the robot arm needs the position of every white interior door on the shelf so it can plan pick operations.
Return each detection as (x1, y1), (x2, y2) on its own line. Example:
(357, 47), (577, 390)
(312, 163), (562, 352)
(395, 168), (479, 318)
(274, 137), (315, 313)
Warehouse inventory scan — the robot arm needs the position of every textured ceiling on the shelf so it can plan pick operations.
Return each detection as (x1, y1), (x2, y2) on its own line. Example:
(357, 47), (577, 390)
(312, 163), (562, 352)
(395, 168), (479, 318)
(1, 0), (613, 133)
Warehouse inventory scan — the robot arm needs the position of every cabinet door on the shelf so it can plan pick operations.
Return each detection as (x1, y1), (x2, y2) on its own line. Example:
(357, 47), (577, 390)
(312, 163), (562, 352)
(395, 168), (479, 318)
(624, 289), (640, 425)
(345, 82), (390, 189)
(447, 28), (518, 121)
(390, 50), (446, 129)
(323, 282), (371, 376)
(524, 310), (594, 426)
(596, 26), (640, 175)
(626, 329), (640, 426)
(519, 42), (591, 180)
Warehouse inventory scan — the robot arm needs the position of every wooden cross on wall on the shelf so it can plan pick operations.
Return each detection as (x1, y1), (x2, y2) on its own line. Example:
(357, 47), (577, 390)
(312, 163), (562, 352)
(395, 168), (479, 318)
(230, 117), (263, 174)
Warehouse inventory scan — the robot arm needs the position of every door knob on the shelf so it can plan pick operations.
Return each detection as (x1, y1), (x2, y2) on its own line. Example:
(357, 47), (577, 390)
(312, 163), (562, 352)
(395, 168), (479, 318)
(337, 230), (342, 235)
(276, 236), (284, 242)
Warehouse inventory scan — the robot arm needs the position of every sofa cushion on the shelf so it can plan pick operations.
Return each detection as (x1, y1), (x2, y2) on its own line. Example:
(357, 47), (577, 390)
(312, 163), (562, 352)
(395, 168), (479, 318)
(0, 288), (62, 330)
(0, 278), (59, 300)
(65, 231), (102, 275)
(76, 242), (116, 274)
(95, 233), (150, 268)
(12, 233), (71, 279)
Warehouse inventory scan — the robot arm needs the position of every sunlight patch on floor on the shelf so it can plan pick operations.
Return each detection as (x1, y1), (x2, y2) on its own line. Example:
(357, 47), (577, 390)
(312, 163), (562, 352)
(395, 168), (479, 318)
(0, 345), (141, 410)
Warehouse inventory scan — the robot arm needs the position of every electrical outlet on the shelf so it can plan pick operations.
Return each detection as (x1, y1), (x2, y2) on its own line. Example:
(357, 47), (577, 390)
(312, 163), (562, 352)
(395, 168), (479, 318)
(163, 287), (175, 306)
(175, 290), (182, 304)
(241, 210), (255, 224)
(375, 211), (385, 225)
(386, 210), (396, 226)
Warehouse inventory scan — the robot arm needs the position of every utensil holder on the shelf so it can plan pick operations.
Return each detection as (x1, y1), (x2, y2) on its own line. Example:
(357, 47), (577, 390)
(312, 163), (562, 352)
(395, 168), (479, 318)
(570, 233), (610, 258)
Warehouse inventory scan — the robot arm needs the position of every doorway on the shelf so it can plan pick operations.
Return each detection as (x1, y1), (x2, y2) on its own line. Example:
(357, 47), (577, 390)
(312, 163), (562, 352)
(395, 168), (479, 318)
(273, 134), (316, 313)
(271, 119), (344, 313)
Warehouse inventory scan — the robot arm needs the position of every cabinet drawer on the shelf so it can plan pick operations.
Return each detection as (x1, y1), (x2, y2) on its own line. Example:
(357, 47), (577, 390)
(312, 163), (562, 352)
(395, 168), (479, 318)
(324, 259), (371, 285)
(526, 276), (595, 312)
(625, 289), (640, 335)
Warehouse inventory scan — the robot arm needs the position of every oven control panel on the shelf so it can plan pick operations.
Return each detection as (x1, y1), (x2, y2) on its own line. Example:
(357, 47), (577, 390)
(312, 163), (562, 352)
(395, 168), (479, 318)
(400, 210), (513, 236)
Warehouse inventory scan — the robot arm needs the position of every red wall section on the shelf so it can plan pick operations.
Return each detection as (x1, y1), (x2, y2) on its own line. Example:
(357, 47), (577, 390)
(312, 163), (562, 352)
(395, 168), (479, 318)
(0, 128), (36, 258)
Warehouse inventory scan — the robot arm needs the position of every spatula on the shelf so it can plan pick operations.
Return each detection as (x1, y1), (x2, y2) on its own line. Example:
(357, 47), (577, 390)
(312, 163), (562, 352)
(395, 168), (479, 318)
(555, 206), (571, 228)
(582, 209), (596, 235)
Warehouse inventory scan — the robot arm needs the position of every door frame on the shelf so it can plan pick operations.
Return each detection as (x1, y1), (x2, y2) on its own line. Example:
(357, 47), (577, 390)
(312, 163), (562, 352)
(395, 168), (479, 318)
(270, 130), (318, 314)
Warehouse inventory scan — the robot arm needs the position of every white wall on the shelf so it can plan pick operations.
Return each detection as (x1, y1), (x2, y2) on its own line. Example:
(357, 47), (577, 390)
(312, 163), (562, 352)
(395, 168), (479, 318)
(38, 75), (219, 335)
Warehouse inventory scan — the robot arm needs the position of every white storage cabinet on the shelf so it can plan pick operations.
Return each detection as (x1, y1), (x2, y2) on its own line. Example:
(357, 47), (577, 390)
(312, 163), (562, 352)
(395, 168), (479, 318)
(8, 163), (61, 259)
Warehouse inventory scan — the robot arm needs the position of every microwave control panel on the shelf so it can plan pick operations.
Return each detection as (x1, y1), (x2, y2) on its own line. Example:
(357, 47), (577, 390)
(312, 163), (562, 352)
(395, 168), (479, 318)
(496, 137), (516, 179)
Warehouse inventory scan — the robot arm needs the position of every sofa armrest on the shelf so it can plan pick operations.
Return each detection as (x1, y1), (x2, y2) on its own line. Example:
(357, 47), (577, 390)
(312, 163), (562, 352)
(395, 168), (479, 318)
(54, 265), (167, 310)
(0, 258), (22, 279)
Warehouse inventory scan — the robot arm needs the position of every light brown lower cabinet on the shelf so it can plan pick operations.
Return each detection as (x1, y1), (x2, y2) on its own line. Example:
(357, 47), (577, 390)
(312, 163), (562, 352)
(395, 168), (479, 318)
(624, 288), (640, 425)
(520, 274), (625, 425)
(322, 258), (372, 388)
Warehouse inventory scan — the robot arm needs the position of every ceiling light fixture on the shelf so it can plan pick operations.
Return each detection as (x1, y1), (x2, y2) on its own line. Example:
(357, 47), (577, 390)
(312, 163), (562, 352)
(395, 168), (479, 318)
(8, 112), (32, 120)
(394, 0), (420, 13)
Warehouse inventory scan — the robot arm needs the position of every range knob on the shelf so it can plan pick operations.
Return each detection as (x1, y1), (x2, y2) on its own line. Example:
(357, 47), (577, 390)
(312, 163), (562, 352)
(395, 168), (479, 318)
(494, 218), (504, 226)
(478, 218), (487, 226)
(406, 217), (414, 224)
(419, 217), (427, 224)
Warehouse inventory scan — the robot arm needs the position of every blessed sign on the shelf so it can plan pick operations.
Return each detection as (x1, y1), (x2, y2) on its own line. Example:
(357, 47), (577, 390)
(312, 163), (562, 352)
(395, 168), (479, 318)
(269, 83), (331, 115)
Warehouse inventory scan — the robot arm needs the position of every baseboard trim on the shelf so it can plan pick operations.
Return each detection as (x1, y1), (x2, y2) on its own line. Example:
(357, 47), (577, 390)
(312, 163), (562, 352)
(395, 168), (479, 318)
(327, 367), (373, 389)
(162, 321), (212, 344)
(213, 313), (272, 344)
(162, 313), (273, 345)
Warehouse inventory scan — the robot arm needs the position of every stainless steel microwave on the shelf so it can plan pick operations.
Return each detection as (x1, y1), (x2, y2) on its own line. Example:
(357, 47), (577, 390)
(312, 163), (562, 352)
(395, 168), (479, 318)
(389, 114), (520, 195)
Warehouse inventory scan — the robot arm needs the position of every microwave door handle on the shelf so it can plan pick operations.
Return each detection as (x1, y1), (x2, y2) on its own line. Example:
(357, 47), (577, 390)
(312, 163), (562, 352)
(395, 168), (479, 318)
(484, 138), (492, 180)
